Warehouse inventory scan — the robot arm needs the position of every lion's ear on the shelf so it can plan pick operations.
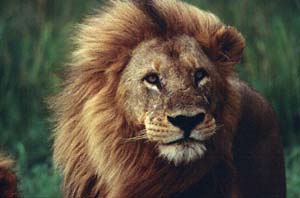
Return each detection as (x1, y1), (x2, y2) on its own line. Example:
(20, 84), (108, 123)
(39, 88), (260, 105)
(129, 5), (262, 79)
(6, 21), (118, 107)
(208, 26), (245, 67)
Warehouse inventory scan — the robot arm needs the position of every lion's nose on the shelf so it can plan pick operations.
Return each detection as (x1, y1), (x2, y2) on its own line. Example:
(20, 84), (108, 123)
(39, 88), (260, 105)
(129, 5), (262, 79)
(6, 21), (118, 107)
(167, 112), (206, 138)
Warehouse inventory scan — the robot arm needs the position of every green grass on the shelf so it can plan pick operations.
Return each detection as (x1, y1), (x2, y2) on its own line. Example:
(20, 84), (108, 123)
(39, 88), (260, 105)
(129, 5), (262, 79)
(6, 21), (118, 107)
(0, 0), (299, 197)
(285, 146), (300, 198)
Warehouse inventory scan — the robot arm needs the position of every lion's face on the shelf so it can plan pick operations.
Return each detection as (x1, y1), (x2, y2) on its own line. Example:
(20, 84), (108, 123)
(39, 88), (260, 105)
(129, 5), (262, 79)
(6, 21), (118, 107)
(120, 35), (223, 165)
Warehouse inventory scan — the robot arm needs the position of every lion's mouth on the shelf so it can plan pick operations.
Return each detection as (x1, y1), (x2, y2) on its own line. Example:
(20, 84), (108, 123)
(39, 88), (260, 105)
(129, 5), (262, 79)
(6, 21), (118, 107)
(163, 137), (203, 145)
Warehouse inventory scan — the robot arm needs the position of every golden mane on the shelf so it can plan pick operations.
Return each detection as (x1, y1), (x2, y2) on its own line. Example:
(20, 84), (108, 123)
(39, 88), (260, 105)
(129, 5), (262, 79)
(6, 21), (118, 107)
(51, 0), (243, 197)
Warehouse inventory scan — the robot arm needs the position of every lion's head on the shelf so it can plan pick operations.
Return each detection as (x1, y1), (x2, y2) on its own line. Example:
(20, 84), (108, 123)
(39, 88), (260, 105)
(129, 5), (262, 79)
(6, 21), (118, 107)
(51, 0), (244, 196)
(121, 35), (223, 165)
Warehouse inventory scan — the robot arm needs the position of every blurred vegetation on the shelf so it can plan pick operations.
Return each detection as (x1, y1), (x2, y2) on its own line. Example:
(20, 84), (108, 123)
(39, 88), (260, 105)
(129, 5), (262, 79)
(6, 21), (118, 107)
(0, 0), (299, 197)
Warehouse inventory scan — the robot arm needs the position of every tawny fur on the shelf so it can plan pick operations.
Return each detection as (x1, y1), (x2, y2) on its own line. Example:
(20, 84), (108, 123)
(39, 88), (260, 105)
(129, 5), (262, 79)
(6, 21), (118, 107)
(50, 0), (285, 197)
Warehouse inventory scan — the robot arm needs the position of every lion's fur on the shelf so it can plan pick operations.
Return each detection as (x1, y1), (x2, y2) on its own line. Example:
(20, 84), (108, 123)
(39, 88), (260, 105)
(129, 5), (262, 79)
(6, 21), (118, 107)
(51, 0), (285, 197)
(0, 155), (18, 198)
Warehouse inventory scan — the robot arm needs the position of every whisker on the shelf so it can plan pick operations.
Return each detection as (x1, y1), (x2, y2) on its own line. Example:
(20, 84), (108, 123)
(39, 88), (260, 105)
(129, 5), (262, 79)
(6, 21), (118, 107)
(122, 129), (148, 143)
(123, 135), (148, 142)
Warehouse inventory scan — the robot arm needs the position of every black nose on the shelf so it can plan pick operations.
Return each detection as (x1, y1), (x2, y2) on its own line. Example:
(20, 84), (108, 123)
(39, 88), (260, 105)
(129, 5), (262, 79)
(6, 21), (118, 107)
(167, 113), (205, 138)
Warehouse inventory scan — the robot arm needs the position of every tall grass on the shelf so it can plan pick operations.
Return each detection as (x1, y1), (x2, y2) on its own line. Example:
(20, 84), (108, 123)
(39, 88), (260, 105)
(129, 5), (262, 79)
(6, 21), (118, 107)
(1, 1), (101, 196)
(0, 0), (299, 197)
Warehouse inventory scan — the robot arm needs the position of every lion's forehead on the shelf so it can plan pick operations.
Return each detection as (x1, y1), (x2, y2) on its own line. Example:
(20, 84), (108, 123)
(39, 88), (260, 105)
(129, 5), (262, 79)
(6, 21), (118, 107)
(126, 35), (212, 82)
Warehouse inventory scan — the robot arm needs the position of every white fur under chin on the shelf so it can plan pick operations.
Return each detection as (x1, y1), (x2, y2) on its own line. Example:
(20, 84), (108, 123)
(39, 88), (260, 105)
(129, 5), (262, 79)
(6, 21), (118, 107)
(158, 142), (207, 166)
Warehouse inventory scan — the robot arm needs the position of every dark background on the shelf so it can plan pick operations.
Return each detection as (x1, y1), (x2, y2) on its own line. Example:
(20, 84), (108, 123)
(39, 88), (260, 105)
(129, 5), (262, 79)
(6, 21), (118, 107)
(0, 0), (299, 197)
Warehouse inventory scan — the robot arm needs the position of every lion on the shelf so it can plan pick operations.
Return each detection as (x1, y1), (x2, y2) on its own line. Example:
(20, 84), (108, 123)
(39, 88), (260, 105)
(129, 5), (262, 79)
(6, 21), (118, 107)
(0, 155), (18, 198)
(50, 0), (286, 197)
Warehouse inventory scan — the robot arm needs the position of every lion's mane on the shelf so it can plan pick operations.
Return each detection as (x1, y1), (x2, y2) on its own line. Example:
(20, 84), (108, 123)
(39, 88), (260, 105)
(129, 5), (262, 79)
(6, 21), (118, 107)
(51, 0), (249, 197)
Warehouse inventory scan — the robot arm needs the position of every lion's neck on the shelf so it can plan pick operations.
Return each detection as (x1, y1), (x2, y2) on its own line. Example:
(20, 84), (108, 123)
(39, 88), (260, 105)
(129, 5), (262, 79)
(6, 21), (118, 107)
(105, 145), (218, 198)
(102, 144), (240, 198)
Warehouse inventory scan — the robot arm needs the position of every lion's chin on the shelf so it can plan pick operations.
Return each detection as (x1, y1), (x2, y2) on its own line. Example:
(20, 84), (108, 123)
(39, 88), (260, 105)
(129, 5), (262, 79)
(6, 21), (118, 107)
(158, 141), (207, 166)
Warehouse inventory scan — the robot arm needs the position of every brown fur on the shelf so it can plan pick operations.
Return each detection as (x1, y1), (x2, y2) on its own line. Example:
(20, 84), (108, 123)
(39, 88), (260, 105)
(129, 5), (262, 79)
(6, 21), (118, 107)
(0, 156), (18, 198)
(50, 0), (286, 197)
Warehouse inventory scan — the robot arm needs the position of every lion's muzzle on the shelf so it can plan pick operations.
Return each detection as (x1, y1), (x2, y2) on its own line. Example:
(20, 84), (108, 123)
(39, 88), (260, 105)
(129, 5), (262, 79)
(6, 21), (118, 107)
(144, 109), (216, 165)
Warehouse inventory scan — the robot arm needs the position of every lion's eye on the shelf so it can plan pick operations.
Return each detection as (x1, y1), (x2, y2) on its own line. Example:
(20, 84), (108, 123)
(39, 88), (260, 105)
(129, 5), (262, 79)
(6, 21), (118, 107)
(144, 73), (160, 85)
(194, 69), (208, 86)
